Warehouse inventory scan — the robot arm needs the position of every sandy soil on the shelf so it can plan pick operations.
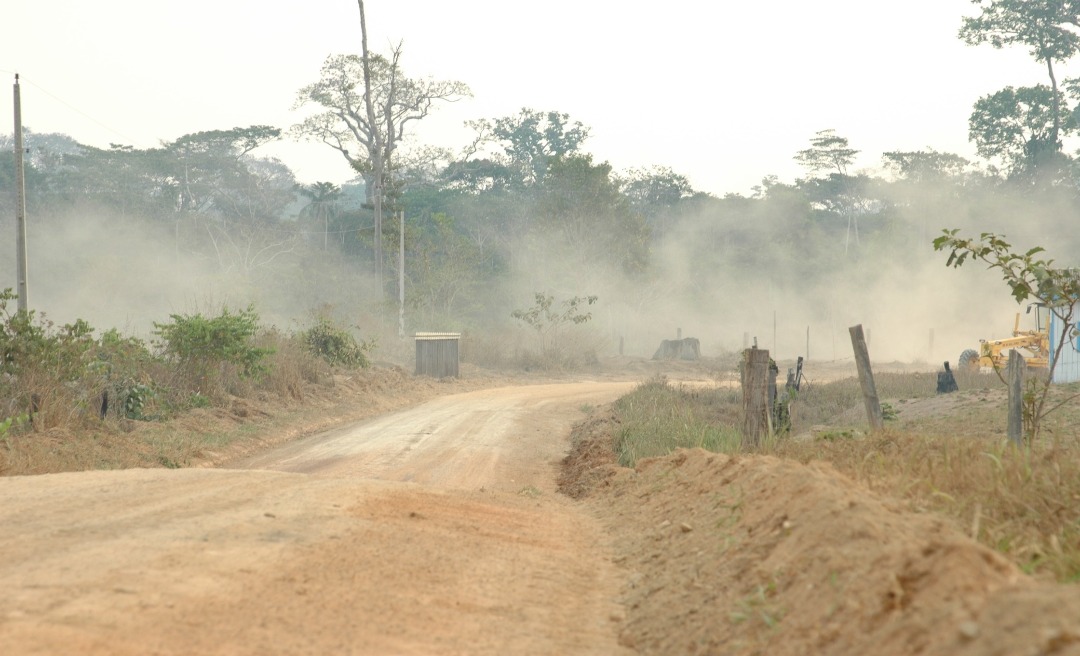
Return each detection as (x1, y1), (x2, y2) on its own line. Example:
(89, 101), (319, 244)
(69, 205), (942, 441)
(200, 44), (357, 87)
(0, 381), (638, 655)
(3, 362), (1080, 655)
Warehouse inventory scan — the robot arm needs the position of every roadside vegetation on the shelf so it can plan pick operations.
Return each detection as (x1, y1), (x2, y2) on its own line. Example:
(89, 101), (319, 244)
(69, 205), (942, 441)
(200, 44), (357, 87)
(0, 290), (375, 474)
(607, 371), (1080, 582)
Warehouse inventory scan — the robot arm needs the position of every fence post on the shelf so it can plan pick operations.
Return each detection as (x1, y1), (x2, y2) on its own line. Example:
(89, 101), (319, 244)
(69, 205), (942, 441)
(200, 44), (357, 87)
(849, 324), (884, 431)
(1007, 350), (1024, 445)
(742, 348), (771, 448)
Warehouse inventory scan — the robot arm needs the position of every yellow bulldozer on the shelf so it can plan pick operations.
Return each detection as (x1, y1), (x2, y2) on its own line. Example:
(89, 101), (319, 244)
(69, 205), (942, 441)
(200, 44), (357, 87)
(958, 303), (1050, 371)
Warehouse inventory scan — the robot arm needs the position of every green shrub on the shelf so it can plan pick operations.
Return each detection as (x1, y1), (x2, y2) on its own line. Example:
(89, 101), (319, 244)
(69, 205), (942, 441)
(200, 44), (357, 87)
(0, 289), (97, 382)
(301, 317), (373, 368)
(153, 305), (272, 395)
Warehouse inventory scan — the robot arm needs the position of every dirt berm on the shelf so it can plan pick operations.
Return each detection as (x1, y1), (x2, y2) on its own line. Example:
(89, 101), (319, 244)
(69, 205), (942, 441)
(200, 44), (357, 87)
(562, 413), (1080, 655)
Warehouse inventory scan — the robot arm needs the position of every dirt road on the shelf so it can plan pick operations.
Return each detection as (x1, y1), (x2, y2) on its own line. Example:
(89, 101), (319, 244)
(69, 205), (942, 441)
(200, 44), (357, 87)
(0, 381), (638, 655)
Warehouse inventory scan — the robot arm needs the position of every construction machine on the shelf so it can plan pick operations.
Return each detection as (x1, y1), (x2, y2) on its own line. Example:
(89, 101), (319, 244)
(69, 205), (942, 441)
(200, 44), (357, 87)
(958, 303), (1050, 371)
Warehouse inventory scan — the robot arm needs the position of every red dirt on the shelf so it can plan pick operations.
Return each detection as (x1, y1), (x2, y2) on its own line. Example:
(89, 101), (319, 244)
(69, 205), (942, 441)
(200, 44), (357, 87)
(563, 422), (1080, 655)
(3, 363), (1080, 655)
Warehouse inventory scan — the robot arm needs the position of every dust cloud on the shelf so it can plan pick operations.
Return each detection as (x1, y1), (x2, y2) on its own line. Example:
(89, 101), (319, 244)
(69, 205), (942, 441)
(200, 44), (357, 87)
(0, 170), (1073, 371)
(495, 178), (1074, 368)
(0, 206), (379, 340)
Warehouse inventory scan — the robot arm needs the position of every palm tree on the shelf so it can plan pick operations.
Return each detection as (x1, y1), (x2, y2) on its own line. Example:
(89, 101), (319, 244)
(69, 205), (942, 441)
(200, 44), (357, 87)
(297, 181), (342, 251)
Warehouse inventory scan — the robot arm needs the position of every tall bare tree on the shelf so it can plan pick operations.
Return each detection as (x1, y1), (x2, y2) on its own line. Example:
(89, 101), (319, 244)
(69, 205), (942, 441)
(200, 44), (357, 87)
(292, 3), (470, 291)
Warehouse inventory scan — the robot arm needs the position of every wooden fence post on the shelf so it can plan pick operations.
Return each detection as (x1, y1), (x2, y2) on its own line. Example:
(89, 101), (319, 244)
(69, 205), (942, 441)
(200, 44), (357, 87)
(742, 347), (771, 448)
(1007, 350), (1024, 446)
(849, 324), (884, 432)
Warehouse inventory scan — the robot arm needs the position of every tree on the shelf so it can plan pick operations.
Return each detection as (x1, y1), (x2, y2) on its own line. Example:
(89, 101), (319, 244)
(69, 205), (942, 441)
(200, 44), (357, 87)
(291, 42), (470, 287)
(298, 182), (342, 251)
(511, 292), (597, 362)
(169, 125), (283, 214)
(881, 149), (971, 184)
(794, 129), (859, 177)
(793, 129), (876, 257)
(454, 108), (590, 190)
(882, 150), (971, 246)
(405, 211), (487, 325)
(960, 0), (1080, 148)
(934, 230), (1080, 442)
(968, 85), (1074, 178)
(534, 154), (650, 276)
(798, 173), (884, 256)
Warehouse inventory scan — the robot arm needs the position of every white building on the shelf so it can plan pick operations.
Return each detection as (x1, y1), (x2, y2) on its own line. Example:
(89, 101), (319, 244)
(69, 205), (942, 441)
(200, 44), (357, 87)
(1050, 303), (1080, 384)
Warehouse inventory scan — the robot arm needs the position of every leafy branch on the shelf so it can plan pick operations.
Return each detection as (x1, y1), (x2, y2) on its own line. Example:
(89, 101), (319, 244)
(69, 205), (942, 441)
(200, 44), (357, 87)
(933, 230), (1080, 441)
(511, 292), (598, 360)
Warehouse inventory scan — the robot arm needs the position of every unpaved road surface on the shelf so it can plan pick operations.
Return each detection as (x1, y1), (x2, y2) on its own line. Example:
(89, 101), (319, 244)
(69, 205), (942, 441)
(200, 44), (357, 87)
(0, 381), (637, 655)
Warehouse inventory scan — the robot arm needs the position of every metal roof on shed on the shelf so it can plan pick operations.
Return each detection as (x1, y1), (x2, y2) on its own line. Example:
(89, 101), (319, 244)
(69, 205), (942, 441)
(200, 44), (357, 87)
(414, 332), (461, 340)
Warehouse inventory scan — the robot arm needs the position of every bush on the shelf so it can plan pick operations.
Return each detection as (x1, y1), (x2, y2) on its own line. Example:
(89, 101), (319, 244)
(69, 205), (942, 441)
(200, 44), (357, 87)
(0, 289), (97, 382)
(0, 289), (103, 429)
(153, 305), (272, 397)
(301, 317), (373, 368)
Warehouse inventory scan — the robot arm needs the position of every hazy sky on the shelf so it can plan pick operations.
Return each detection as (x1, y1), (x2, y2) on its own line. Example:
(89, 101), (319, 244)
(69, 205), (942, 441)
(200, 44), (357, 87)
(1, 1), (1071, 196)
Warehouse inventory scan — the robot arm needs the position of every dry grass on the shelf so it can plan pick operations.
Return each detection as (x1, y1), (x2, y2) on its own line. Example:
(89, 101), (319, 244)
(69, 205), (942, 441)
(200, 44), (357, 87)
(256, 328), (328, 401)
(613, 376), (742, 465)
(773, 426), (1080, 582)
(612, 373), (1080, 582)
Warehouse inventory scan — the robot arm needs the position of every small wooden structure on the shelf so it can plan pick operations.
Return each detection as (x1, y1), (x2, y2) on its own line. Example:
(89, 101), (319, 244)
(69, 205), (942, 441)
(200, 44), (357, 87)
(414, 332), (461, 378)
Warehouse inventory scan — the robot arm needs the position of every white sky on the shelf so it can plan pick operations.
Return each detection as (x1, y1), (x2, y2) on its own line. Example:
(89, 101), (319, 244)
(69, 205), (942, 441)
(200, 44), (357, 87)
(0, 0), (1070, 197)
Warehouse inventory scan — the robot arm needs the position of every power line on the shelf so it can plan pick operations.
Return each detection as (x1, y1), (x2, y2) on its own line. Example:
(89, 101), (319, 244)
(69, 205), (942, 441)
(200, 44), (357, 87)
(1, 70), (141, 144)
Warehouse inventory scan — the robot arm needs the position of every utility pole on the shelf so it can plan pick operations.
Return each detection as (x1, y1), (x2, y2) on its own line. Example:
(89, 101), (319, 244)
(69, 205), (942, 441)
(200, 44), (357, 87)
(357, 0), (384, 293)
(13, 74), (28, 313)
(398, 209), (405, 339)
(373, 180), (383, 291)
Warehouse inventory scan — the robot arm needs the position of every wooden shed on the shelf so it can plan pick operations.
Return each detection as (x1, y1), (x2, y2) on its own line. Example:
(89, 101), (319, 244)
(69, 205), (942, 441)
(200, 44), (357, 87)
(1050, 304), (1080, 383)
(414, 332), (461, 378)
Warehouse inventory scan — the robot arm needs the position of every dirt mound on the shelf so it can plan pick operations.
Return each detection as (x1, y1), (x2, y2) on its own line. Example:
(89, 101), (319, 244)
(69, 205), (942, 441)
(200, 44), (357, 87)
(564, 419), (1080, 655)
(557, 410), (623, 499)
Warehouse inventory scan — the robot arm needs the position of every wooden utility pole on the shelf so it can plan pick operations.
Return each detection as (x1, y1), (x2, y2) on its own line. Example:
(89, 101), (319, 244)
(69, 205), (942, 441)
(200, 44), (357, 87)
(398, 209), (405, 339)
(849, 324), (883, 431)
(13, 74), (28, 313)
(357, 0), (384, 292)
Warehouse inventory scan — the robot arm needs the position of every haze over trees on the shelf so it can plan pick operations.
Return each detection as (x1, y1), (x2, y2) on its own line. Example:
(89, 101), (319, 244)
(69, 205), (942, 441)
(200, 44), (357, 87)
(3, 5), (1079, 363)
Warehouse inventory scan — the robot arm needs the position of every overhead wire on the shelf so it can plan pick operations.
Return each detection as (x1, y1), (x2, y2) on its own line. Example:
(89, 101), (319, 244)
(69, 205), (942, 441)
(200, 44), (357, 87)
(1, 69), (146, 145)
